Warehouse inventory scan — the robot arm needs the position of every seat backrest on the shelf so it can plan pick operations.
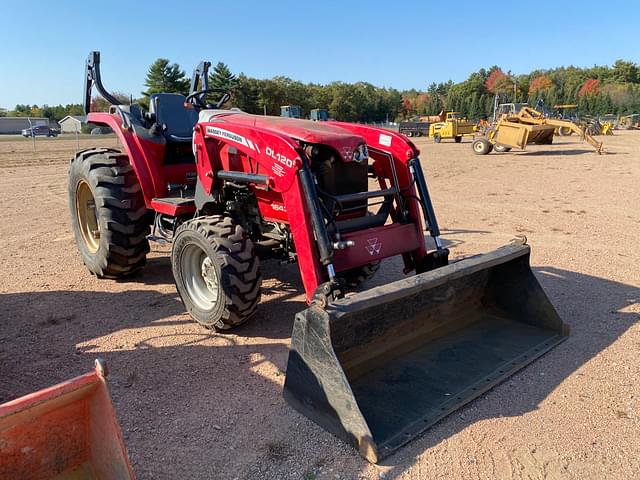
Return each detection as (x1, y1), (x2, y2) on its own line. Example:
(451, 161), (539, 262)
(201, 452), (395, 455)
(149, 93), (198, 140)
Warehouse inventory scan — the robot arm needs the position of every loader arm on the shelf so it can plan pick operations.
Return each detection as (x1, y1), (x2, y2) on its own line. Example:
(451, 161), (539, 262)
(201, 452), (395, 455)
(514, 107), (603, 154)
(545, 119), (604, 154)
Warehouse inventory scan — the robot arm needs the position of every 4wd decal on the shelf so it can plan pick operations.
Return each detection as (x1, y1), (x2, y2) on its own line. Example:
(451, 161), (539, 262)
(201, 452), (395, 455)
(206, 126), (258, 151)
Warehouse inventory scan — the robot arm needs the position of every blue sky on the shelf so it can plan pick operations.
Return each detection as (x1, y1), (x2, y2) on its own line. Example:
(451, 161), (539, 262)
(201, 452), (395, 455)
(1, 0), (638, 108)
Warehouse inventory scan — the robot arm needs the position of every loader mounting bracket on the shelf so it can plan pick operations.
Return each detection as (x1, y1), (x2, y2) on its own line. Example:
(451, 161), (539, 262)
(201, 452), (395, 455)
(311, 279), (345, 308)
(415, 248), (449, 274)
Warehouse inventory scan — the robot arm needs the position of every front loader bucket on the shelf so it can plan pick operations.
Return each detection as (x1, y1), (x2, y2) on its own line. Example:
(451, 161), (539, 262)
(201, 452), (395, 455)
(284, 242), (568, 463)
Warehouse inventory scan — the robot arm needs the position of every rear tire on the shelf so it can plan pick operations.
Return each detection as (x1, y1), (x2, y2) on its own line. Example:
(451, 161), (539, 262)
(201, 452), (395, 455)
(171, 216), (262, 330)
(339, 261), (381, 289)
(68, 148), (150, 278)
(472, 138), (492, 155)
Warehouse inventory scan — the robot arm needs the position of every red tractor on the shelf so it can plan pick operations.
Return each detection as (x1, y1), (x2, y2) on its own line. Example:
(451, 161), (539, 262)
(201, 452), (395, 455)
(69, 52), (568, 462)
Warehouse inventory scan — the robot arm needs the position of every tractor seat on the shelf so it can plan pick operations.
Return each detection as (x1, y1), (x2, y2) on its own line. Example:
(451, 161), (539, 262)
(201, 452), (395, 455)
(149, 93), (198, 142)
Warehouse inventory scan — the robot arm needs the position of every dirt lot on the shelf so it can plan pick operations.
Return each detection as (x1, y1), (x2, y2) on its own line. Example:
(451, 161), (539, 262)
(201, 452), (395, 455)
(1, 132), (639, 479)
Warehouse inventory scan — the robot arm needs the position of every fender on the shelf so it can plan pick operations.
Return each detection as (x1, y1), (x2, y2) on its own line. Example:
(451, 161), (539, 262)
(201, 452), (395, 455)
(86, 112), (166, 206)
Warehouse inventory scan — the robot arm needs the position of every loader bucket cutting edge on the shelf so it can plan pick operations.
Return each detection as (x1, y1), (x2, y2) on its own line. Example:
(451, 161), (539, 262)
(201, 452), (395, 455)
(283, 242), (569, 463)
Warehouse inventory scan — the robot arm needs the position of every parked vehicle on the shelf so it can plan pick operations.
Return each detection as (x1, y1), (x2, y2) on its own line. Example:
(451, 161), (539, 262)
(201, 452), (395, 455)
(473, 106), (603, 155)
(428, 112), (476, 143)
(399, 121), (430, 137)
(280, 105), (301, 118)
(21, 125), (58, 137)
(310, 108), (328, 121)
(90, 126), (113, 135)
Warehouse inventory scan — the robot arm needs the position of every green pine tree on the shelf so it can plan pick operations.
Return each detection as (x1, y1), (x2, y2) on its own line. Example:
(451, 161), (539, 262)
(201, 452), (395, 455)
(141, 58), (189, 101)
(209, 62), (238, 92)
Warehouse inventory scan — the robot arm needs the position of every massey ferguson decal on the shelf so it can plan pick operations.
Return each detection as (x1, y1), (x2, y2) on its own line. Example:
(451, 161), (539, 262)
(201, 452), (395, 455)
(342, 146), (354, 161)
(205, 126), (258, 151)
(365, 237), (382, 255)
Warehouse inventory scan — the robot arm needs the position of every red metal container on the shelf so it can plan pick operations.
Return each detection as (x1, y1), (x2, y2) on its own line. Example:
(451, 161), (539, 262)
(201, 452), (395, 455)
(0, 359), (134, 480)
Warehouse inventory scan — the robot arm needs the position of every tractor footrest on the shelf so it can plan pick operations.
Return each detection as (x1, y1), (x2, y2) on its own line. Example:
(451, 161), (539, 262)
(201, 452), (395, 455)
(151, 196), (196, 216)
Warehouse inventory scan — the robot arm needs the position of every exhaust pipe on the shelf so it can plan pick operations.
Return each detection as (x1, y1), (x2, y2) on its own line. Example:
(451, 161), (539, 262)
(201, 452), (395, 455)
(283, 241), (569, 463)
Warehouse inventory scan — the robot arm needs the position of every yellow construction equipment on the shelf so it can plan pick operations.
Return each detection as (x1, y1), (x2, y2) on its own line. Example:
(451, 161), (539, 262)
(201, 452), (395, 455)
(472, 106), (604, 155)
(601, 122), (615, 135)
(418, 110), (446, 123)
(619, 114), (640, 130)
(429, 112), (477, 143)
(552, 105), (580, 136)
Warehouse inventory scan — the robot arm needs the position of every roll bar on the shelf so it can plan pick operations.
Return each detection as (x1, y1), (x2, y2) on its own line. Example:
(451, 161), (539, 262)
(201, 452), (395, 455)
(83, 51), (122, 115)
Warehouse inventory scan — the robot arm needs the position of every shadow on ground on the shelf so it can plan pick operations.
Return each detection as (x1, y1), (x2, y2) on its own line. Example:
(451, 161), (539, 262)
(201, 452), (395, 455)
(1, 262), (637, 479)
(520, 148), (606, 156)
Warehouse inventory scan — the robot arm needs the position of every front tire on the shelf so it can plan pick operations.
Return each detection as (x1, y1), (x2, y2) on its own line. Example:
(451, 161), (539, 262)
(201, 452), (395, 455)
(68, 148), (150, 278)
(472, 138), (492, 155)
(339, 261), (381, 289)
(172, 216), (262, 330)
(433, 133), (442, 143)
(454, 135), (462, 143)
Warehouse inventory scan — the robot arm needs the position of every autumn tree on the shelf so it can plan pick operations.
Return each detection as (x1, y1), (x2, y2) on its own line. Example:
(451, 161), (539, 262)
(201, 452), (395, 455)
(528, 75), (555, 96)
(485, 68), (506, 94)
(578, 79), (600, 98)
(90, 92), (130, 112)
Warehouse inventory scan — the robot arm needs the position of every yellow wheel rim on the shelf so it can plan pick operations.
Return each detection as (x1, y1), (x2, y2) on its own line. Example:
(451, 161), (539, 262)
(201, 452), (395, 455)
(75, 180), (100, 253)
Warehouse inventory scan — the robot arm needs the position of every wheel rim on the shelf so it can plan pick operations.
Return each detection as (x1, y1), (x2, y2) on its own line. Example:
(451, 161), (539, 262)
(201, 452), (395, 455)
(474, 141), (484, 152)
(75, 180), (100, 253)
(180, 243), (220, 311)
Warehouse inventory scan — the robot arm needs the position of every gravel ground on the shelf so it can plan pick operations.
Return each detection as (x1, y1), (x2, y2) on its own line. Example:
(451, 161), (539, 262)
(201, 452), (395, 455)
(0, 132), (638, 479)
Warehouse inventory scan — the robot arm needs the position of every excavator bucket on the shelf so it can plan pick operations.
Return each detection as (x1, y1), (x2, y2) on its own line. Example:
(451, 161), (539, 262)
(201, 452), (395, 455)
(284, 242), (569, 463)
(0, 360), (134, 480)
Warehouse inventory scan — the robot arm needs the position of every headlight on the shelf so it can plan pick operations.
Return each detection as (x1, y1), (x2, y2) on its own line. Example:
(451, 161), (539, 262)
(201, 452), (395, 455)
(353, 143), (369, 163)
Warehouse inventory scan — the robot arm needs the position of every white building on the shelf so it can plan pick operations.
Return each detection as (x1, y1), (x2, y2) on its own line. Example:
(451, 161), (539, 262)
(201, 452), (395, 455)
(59, 116), (87, 133)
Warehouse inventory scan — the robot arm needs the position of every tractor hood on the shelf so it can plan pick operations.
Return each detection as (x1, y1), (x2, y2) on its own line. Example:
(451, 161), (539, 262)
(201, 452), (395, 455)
(199, 110), (365, 161)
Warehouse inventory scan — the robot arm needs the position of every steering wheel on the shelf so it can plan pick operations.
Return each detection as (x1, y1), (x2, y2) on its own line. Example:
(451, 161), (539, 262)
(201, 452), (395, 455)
(185, 88), (232, 110)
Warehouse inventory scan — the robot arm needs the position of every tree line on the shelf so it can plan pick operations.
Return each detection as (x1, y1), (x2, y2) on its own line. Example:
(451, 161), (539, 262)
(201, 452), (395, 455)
(3, 59), (639, 123)
(404, 60), (640, 119)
